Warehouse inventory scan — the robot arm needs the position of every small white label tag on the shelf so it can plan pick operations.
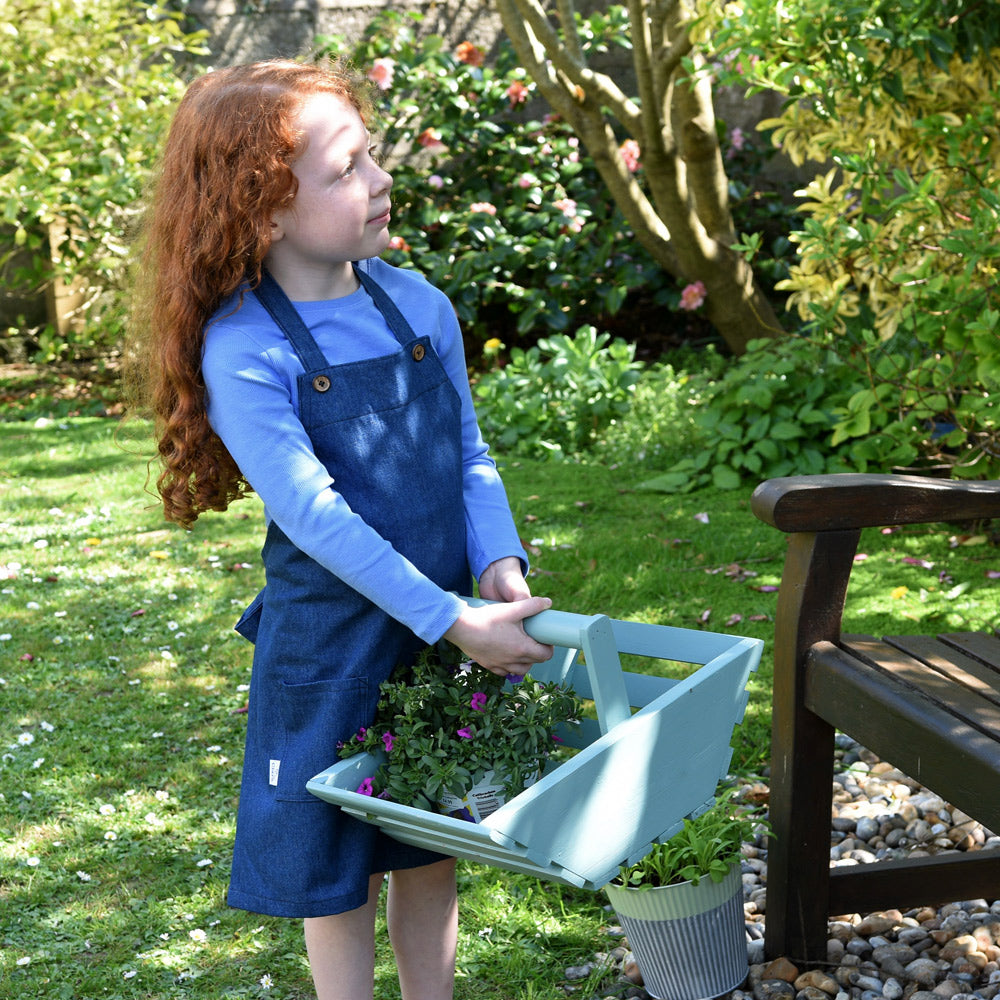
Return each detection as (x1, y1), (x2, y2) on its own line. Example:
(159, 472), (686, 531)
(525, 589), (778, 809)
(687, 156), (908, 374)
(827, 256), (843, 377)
(269, 759), (280, 787)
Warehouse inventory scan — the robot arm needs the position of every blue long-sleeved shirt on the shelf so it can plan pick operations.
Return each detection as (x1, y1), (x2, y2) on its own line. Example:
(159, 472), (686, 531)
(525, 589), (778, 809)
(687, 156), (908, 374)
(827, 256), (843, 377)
(202, 257), (526, 643)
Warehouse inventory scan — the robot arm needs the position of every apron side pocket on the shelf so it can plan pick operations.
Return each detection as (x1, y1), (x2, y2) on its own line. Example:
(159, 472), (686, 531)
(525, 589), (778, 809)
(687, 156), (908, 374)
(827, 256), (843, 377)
(235, 589), (265, 643)
(274, 676), (369, 803)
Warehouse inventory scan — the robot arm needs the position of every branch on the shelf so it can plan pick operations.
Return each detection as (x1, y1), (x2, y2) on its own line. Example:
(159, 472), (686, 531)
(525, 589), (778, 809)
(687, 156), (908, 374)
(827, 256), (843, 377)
(503, 0), (642, 131)
(673, 50), (735, 243)
(555, 0), (583, 64)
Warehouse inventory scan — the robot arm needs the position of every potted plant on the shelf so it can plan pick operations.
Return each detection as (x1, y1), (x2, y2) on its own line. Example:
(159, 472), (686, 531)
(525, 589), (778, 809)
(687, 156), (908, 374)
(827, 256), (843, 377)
(337, 641), (582, 822)
(604, 790), (765, 1000)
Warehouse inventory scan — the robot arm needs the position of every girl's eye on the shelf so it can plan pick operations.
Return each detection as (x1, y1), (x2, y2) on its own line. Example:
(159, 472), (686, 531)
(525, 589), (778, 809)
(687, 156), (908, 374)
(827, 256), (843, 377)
(368, 143), (382, 164)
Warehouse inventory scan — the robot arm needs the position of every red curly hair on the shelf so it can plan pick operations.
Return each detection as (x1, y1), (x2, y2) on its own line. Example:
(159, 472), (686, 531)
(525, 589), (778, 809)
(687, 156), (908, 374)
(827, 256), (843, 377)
(127, 60), (371, 527)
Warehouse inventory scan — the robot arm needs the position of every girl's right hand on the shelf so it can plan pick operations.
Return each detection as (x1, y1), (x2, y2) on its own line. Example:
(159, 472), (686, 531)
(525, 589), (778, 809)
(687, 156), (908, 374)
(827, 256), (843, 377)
(443, 597), (554, 677)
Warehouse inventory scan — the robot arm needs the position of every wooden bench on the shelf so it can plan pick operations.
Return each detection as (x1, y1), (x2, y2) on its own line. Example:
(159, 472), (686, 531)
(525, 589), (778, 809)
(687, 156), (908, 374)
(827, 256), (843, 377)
(750, 473), (1000, 963)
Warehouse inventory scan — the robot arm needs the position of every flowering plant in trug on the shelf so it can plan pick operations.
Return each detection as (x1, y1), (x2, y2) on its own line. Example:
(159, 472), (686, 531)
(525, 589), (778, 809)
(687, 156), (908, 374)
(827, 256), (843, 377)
(337, 641), (582, 813)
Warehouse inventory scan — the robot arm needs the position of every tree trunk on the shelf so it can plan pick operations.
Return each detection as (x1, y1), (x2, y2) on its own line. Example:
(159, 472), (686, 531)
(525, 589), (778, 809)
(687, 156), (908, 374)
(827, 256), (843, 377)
(493, 0), (786, 354)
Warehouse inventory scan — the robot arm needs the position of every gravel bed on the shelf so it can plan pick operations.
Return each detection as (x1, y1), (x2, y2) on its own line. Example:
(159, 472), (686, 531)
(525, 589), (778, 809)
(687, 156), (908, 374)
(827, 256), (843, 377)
(563, 735), (1000, 1000)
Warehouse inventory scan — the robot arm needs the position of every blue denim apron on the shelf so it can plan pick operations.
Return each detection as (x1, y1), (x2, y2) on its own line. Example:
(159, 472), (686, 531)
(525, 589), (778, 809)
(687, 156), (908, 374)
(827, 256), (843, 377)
(227, 265), (471, 918)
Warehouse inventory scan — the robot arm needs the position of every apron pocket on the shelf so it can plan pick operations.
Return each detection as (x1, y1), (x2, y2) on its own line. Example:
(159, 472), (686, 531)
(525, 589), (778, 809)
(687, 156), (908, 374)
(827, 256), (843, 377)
(235, 589), (264, 643)
(273, 676), (369, 802)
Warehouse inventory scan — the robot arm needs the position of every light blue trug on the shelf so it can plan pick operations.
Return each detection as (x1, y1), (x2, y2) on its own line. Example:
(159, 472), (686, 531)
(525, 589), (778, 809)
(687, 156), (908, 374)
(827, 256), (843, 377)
(307, 600), (764, 891)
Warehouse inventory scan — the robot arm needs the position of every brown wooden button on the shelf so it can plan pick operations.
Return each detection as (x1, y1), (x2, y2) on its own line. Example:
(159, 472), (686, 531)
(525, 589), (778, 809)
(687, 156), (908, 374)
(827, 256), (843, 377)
(312, 375), (331, 392)
(411, 343), (426, 362)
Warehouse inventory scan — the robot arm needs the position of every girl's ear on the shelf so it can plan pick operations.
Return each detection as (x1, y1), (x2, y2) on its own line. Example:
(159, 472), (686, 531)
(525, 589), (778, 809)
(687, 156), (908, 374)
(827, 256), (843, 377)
(268, 218), (284, 244)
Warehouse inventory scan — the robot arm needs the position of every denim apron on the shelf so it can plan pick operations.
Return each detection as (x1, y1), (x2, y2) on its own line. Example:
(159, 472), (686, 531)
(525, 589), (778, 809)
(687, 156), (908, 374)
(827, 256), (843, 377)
(227, 265), (471, 918)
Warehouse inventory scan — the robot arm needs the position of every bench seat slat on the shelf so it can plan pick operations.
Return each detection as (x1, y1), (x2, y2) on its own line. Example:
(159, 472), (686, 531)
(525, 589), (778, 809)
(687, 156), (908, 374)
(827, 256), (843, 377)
(881, 634), (1000, 708)
(938, 632), (1000, 674)
(841, 634), (1000, 741)
(804, 640), (1000, 832)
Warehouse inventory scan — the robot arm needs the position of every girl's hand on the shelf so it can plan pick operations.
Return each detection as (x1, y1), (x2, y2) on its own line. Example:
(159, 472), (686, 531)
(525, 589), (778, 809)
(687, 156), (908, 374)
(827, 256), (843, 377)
(443, 594), (554, 678)
(477, 556), (531, 603)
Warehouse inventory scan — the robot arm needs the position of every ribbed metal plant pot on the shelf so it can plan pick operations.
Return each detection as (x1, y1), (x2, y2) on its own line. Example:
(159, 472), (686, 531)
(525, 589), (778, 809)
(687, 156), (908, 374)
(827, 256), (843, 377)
(604, 863), (747, 1000)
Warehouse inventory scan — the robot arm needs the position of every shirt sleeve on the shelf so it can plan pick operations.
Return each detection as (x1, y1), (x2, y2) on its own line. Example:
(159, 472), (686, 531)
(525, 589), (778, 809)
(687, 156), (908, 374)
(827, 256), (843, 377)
(202, 319), (465, 643)
(427, 293), (529, 578)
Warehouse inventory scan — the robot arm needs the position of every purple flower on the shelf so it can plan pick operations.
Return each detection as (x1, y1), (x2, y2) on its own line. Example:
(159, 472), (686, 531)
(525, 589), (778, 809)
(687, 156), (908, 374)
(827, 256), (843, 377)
(457, 727), (473, 740)
(382, 731), (394, 753)
(356, 778), (374, 796)
(470, 692), (487, 712)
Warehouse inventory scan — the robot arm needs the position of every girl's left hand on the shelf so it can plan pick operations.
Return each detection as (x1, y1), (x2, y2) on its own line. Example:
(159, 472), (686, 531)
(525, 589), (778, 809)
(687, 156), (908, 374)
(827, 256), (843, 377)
(478, 556), (531, 603)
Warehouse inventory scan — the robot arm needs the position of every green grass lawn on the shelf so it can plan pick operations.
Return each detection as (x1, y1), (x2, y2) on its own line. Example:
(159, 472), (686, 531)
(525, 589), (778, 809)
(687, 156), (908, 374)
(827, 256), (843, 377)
(2, 407), (997, 998)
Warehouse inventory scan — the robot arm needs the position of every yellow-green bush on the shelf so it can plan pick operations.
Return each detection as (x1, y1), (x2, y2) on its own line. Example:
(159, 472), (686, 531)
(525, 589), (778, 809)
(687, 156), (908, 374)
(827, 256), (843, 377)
(713, 0), (1000, 476)
(0, 0), (206, 358)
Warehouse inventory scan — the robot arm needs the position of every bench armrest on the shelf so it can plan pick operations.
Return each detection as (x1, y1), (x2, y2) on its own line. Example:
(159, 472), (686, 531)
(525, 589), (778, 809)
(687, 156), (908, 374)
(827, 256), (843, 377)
(751, 473), (1000, 533)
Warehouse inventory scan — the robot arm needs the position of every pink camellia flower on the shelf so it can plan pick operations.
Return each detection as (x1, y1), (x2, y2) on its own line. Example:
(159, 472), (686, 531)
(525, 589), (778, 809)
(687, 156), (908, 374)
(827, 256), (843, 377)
(417, 127), (447, 153)
(356, 778), (374, 795)
(470, 692), (487, 712)
(507, 80), (529, 107)
(367, 57), (396, 91)
(619, 138), (641, 173)
(553, 198), (584, 233)
(679, 280), (707, 311)
(455, 41), (485, 67)
(470, 201), (498, 216)
(457, 727), (473, 739)
(382, 731), (394, 752)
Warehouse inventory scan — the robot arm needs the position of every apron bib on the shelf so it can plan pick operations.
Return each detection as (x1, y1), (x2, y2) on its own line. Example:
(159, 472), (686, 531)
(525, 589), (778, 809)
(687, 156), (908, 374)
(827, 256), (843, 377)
(227, 265), (471, 918)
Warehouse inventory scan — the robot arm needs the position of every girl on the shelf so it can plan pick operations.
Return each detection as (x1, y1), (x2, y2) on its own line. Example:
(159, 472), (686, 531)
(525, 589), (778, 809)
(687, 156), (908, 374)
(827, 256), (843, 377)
(127, 59), (554, 1000)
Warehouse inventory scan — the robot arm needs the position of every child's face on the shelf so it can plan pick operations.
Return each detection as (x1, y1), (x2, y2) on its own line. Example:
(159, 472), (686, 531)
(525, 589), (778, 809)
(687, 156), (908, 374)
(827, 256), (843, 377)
(267, 92), (394, 292)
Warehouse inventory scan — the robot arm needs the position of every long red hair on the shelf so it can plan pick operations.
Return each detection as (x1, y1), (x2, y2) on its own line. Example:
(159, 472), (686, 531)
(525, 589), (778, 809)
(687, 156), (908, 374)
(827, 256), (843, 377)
(126, 60), (371, 527)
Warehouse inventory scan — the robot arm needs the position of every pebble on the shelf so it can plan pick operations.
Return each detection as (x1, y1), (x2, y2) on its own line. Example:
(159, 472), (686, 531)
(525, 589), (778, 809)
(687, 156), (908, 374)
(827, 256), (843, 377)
(569, 737), (1000, 1000)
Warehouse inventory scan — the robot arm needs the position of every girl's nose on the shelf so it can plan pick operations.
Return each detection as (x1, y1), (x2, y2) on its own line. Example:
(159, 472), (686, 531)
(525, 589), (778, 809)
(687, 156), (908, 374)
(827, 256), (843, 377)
(373, 162), (393, 193)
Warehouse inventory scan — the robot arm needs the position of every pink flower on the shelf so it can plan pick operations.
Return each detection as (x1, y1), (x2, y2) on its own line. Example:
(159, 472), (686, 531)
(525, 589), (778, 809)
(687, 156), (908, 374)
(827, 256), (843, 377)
(382, 731), (394, 752)
(470, 201), (497, 216)
(356, 778), (374, 795)
(470, 692), (487, 712)
(507, 80), (529, 107)
(679, 281), (706, 311)
(457, 727), (473, 739)
(455, 41), (485, 67)
(388, 235), (410, 252)
(553, 198), (584, 233)
(427, 174), (445, 189)
(367, 58), (396, 91)
(728, 127), (745, 152)
(417, 128), (446, 153)
(517, 173), (536, 189)
(619, 139), (641, 173)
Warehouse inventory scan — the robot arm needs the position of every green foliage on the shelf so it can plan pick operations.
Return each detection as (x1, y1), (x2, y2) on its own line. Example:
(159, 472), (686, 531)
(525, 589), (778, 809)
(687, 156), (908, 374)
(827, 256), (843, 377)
(337, 642), (581, 808)
(0, 0), (207, 360)
(709, 0), (1000, 478)
(637, 337), (855, 493)
(316, 11), (671, 346)
(616, 791), (765, 888)
(471, 326), (642, 459)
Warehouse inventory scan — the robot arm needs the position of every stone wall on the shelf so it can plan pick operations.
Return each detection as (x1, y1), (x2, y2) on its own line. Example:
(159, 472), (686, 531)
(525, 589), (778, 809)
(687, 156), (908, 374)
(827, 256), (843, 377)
(185, 0), (506, 66)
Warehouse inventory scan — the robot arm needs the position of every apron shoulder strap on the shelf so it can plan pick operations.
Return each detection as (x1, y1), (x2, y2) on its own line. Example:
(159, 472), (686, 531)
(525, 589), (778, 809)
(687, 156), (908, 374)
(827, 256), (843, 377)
(251, 264), (420, 372)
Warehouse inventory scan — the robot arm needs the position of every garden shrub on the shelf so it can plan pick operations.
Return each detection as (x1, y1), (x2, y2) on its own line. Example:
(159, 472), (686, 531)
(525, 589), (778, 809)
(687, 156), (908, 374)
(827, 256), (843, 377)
(472, 326), (642, 459)
(636, 335), (856, 493)
(712, 0), (1000, 478)
(0, 0), (207, 360)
